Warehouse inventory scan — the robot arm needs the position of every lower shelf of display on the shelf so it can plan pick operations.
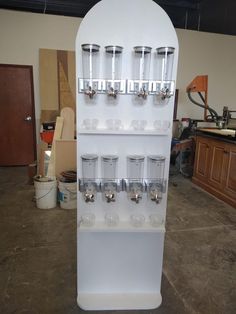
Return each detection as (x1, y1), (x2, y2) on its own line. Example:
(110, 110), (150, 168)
(78, 221), (165, 232)
(77, 292), (162, 310)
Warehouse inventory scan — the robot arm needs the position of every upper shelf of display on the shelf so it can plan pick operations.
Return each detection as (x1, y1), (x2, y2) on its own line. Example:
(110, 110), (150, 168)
(78, 129), (170, 136)
(75, 0), (179, 133)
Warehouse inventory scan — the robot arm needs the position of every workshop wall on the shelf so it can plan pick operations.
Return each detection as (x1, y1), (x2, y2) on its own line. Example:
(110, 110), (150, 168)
(176, 29), (236, 120)
(0, 9), (235, 129)
(0, 9), (81, 137)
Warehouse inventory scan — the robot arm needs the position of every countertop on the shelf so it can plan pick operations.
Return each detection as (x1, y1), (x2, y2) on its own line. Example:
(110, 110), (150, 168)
(196, 128), (236, 144)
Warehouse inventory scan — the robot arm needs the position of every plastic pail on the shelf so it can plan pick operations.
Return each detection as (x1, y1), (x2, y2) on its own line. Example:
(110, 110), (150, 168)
(34, 177), (57, 209)
(58, 181), (77, 209)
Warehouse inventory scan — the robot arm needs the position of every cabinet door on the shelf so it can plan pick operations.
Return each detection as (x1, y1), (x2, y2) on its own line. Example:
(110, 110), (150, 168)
(194, 137), (210, 182)
(223, 144), (236, 200)
(208, 140), (226, 190)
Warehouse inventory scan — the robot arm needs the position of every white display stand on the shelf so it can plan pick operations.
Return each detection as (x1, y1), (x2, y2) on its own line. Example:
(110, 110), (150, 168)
(76, 0), (178, 310)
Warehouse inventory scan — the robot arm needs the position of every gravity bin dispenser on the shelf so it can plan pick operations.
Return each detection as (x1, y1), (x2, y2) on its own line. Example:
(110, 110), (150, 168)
(76, 0), (178, 310)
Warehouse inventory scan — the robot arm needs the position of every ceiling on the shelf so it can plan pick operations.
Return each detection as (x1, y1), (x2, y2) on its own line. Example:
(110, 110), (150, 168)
(0, 0), (236, 36)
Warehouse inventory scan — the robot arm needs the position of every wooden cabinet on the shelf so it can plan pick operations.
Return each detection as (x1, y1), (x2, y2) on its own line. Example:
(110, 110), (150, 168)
(193, 135), (236, 208)
(194, 136), (211, 183)
(208, 139), (226, 190)
(223, 144), (236, 200)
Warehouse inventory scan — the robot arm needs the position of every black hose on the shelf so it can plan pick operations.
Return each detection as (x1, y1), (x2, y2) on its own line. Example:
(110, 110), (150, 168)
(197, 92), (219, 118)
(197, 92), (208, 106)
(197, 92), (214, 119)
(187, 90), (219, 119)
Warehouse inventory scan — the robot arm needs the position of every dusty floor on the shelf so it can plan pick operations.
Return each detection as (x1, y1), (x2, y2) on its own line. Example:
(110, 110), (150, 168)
(0, 167), (235, 314)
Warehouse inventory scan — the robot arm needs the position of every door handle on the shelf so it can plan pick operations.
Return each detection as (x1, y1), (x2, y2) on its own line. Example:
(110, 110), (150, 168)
(24, 116), (32, 122)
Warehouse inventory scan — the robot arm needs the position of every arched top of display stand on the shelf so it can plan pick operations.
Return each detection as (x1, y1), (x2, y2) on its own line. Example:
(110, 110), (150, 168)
(76, 0), (178, 49)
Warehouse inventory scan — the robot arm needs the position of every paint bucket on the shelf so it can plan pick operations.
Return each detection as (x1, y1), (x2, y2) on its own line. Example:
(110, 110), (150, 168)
(58, 181), (77, 209)
(34, 176), (57, 209)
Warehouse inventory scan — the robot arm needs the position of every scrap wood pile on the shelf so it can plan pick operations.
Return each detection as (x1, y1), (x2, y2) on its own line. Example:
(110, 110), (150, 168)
(38, 107), (77, 179)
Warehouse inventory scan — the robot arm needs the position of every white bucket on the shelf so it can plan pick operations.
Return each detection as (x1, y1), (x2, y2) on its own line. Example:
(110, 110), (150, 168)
(34, 177), (57, 209)
(58, 181), (77, 209)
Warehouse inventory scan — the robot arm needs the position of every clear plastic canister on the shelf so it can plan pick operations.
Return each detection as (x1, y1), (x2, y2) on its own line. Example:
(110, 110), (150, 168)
(156, 47), (175, 81)
(133, 46), (152, 80)
(102, 155), (118, 179)
(81, 44), (100, 82)
(147, 155), (165, 180)
(81, 154), (98, 179)
(127, 155), (145, 179)
(105, 46), (123, 81)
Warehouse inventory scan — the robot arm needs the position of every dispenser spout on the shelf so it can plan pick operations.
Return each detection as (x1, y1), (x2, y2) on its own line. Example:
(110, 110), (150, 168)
(105, 191), (116, 203)
(84, 190), (95, 202)
(137, 87), (148, 99)
(85, 86), (96, 99)
(149, 187), (162, 204)
(130, 191), (142, 203)
(107, 87), (118, 99)
(160, 87), (171, 100)
(150, 190), (161, 204)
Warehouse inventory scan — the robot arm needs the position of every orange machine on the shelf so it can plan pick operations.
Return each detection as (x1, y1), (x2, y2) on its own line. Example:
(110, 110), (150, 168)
(186, 75), (209, 120)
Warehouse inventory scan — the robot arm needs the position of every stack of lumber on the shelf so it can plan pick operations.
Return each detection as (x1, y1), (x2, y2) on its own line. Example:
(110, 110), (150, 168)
(38, 107), (76, 177)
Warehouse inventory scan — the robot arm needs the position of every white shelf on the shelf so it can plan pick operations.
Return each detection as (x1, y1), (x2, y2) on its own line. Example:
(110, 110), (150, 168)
(77, 292), (162, 310)
(78, 221), (165, 232)
(78, 128), (169, 136)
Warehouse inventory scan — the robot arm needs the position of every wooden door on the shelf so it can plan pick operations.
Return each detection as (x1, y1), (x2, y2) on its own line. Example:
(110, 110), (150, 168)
(0, 64), (36, 165)
(193, 136), (210, 183)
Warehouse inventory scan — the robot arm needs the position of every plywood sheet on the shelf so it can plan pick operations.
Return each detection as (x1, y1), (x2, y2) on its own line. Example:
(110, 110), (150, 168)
(58, 62), (75, 110)
(40, 110), (59, 123)
(39, 49), (76, 115)
(55, 140), (76, 177)
(68, 50), (76, 103)
(61, 107), (75, 140)
(39, 49), (59, 110)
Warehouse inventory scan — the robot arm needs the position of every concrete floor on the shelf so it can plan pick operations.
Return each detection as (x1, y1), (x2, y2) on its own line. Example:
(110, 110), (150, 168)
(0, 167), (235, 314)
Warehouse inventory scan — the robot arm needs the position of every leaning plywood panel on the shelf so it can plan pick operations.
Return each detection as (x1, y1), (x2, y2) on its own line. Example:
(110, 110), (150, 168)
(55, 140), (76, 178)
(39, 49), (76, 119)
(61, 107), (75, 140)
(39, 49), (59, 110)
(47, 116), (64, 177)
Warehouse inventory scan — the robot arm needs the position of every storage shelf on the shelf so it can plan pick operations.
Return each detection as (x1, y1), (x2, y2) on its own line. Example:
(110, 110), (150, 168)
(78, 128), (169, 136)
(77, 292), (162, 310)
(78, 221), (165, 232)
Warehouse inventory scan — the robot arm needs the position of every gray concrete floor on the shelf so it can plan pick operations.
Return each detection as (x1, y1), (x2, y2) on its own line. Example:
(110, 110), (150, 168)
(0, 167), (235, 314)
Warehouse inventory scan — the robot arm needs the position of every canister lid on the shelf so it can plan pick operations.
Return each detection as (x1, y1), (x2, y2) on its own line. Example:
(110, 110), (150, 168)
(81, 154), (98, 161)
(105, 46), (123, 54)
(148, 155), (166, 161)
(81, 44), (100, 52)
(127, 155), (145, 161)
(156, 47), (175, 55)
(102, 155), (119, 161)
(134, 46), (152, 54)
